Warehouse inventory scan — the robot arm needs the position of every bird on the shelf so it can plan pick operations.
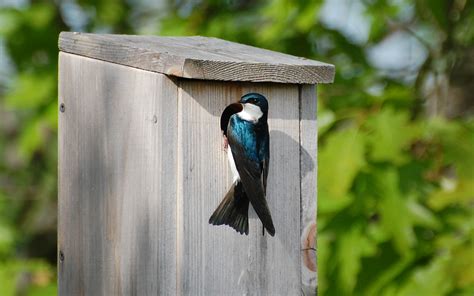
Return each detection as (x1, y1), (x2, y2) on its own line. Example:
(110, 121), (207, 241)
(209, 93), (275, 236)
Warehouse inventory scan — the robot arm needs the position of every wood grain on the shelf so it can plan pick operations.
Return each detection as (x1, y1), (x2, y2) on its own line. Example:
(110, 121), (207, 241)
(58, 52), (178, 295)
(59, 32), (335, 84)
(59, 51), (320, 295)
(177, 80), (301, 295)
(299, 85), (318, 296)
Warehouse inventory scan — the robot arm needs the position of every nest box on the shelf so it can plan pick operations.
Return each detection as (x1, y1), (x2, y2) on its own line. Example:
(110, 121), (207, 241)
(58, 32), (334, 295)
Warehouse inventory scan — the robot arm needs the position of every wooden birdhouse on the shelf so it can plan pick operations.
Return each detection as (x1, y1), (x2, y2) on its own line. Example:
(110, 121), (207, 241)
(58, 32), (334, 295)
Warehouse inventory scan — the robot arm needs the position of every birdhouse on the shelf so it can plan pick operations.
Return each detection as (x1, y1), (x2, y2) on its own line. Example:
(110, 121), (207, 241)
(58, 32), (334, 295)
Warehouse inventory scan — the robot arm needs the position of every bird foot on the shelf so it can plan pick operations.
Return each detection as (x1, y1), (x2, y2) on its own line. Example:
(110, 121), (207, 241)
(223, 135), (229, 151)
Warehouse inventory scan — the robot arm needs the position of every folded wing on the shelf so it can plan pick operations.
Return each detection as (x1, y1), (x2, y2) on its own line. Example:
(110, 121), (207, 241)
(227, 126), (275, 236)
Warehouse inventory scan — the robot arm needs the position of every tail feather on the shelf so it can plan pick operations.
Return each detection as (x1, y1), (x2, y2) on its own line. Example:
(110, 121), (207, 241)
(209, 182), (249, 235)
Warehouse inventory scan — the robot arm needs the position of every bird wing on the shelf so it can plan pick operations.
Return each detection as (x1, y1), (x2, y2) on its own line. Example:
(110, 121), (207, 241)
(227, 123), (275, 236)
(261, 130), (270, 195)
(262, 156), (269, 195)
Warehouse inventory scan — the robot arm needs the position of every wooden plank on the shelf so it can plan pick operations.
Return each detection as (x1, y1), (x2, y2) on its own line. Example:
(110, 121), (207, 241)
(177, 80), (301, 295)
(299, 85), (318, 296)
(58, 52), (178, 295)
(59, 32), (335, 84)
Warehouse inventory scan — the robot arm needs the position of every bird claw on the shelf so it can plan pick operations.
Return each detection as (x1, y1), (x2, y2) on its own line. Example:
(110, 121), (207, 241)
(223, 136), (229, 151)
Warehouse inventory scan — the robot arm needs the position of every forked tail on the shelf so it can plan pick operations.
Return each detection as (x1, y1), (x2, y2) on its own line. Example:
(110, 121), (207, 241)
(209, 182), (250, 235)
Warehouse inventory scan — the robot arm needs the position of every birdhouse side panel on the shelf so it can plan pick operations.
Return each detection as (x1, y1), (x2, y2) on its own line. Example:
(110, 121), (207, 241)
(176, 80), (301, 295)
(299, 84), (318, 296)
(58, 53), (179, 295)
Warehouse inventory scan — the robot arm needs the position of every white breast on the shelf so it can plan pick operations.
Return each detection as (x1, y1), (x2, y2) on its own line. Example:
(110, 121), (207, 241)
(227, 146), (240, 183)
(237, 103), (263, 123)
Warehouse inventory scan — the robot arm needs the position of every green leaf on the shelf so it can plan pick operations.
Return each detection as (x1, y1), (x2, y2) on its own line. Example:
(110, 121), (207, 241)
(319, 128), (365, 212)
(318, 193), (354, 213)
(427, 118), (474, 179)
(397, 254), (452, 295)
(17, 118), (44, 163)
(423, 0), (449, 30)
(5, 73), (55, 110)
(428, 178), (474, 210)
(317, 232), (332, 296)
(41, 101), (59, 130)
(368, 14), (388, 42)
(27, 283), (58, 296)
(0, 260), (56, 296)
(450, 245), (474, 290)
(336, 225), (376, 294)
(0, 9), (21, 36)
(364, 252), (414, 296)
(160, 16), (191, 36)
(376, 169), (416, 254)
(0, 224), (14, 257)
(365, 108), (417, 163)
(24, 3), (55, 29)
(295, 1), (322, 32)
(0, 262), (16, 296)
(407, 198), (441, 229)
(317, 103), (336, 135)
(97, 0), (126, 26)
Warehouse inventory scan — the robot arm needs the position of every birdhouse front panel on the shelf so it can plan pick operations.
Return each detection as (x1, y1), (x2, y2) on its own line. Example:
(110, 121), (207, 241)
(176, 80), (301, 295)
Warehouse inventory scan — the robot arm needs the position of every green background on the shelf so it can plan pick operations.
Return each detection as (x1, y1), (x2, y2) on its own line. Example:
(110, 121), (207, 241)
(0, 0), (472, 295)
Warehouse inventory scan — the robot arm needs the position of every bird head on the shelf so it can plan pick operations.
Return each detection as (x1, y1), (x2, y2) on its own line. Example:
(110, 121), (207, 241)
(239, 93), (268, 115)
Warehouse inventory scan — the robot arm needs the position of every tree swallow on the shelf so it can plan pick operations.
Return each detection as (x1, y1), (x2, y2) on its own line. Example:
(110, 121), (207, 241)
(209, 93), (275, 236)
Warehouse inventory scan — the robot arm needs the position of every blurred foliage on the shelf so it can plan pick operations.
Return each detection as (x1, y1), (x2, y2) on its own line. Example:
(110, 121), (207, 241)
(0, 0), (473, 295)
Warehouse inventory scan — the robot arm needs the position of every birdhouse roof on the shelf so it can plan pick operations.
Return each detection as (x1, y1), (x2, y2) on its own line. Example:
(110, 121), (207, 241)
(59, 32), (335, 84)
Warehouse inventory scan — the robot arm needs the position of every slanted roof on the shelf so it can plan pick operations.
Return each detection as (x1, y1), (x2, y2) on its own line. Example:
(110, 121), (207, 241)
(59, 32), (335, 84)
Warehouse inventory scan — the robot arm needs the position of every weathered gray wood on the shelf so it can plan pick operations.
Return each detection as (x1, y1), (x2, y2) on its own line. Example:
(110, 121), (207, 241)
(59, 39), (325, 294)
(58, 52), (178, 295)
(299, 85), (318, 296)
(59, 32), (335, 84)
(176, 80), (302, 295)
